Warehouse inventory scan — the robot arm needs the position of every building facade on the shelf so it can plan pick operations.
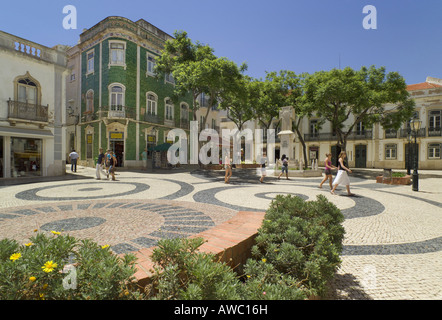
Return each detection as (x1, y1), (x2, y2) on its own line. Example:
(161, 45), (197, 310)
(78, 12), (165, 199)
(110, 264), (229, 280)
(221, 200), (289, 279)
(295, 77), (442, 170)
(0, 30), (68, 179)
(67, 17), (193, 168)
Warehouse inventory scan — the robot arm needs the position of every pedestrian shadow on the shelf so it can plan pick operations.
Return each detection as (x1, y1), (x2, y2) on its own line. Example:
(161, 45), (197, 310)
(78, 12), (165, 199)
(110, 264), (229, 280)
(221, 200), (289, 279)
(325, 273), (373, 300)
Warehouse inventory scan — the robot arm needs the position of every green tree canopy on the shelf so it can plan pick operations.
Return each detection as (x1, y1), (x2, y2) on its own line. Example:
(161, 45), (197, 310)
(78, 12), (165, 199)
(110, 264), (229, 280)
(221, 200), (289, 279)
(303, 66), (415, 151)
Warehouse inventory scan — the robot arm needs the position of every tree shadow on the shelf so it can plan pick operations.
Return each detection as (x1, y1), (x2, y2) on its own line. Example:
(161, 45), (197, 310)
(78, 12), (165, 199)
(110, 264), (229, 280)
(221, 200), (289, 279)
(325, 273), (373, 300)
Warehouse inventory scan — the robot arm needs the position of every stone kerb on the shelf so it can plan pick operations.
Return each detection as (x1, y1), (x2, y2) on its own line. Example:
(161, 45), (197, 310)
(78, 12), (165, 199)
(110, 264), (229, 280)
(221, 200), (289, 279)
(128, 210), (266, 289)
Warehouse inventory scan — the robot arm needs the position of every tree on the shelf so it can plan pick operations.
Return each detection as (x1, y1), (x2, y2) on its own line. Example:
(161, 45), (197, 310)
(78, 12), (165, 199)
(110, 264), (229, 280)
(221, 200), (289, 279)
(155, 31), (246, 130)
(303, 66), (415, 151)
(219, 76), (256, 131)
(274, 70), (312, 169)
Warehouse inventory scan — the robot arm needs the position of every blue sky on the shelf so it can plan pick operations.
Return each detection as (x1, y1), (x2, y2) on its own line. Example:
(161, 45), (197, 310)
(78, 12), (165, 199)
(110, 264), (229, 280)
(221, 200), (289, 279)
(1, 0), (441, 84)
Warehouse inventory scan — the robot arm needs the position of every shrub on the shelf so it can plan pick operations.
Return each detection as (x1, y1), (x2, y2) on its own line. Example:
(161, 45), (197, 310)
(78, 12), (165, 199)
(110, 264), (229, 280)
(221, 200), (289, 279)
(147, 237), (243, 300)
(0, 231), (142, 300)
(248, 194), (345, 297)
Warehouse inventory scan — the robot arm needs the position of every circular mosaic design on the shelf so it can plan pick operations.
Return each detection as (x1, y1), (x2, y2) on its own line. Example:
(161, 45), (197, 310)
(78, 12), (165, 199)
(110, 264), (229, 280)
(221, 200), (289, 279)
(15, 182), (150, 201)
(0, 200), (236, 255)
(41, 217), (106, 232)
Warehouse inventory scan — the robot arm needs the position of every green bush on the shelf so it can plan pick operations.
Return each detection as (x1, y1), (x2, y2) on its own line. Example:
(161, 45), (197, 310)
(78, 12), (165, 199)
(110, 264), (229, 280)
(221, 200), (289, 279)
(248, 194), (345, 297)
(0, 231), (142, 300)
(148, 237), (243, 300)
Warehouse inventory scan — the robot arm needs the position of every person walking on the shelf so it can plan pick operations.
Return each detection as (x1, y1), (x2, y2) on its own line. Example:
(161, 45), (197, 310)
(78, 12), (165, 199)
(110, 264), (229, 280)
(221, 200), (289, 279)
(331, 151), (354, 196)
(277, 154), (289, 180)
(259, 152), (267, 183)
(319, 153), (337, 189)
(96, 148), (106, 180)
(224, 151), (232, 184)
(69, 149), (79, 172)
(108, 152), (118, 181)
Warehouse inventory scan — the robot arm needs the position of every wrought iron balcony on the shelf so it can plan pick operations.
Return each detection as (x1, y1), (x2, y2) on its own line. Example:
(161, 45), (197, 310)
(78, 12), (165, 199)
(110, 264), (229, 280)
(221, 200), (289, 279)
(428, 127), (442, 137)
(399, 128), (426, 138)
(7, 99), (48, 123)
(144, 113), (162, 124)
(304, 130), (372, 141)
(101, 106), (134, 119)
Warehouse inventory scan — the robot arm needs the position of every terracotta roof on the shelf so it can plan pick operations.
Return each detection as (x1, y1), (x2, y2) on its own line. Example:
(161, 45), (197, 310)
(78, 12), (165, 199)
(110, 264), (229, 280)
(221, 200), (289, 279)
(407, 82), (442, 91)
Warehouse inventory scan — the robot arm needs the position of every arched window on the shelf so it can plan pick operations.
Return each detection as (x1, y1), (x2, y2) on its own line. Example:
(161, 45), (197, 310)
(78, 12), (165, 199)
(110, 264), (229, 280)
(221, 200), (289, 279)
(165, 98), (174, 120)
(180, 103), (189, 120)
(86, 90), (94, 112)
(147, 93), (157, 115)
(109, 84), (125, 111)
(15, 75), (39, 105)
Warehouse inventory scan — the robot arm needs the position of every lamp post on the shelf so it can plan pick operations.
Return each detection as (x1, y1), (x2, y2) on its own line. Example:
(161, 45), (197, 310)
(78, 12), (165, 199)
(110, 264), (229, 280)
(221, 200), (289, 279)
(409, 118), (421, 191)
(406, 132), (412, 176)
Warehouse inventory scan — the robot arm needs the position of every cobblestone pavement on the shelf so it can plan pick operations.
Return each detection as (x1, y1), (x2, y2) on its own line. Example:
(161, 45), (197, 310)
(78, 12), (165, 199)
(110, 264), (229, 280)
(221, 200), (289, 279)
(0, 165), (440, 300)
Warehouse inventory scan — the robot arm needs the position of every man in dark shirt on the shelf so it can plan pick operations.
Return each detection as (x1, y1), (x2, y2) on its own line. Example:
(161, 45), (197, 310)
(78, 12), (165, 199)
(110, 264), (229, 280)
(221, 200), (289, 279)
(95, 148), (105, 180)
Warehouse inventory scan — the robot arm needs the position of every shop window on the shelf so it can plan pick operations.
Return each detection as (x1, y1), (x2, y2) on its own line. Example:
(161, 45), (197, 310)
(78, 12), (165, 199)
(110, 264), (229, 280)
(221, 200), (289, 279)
(11, 137), (42, 177)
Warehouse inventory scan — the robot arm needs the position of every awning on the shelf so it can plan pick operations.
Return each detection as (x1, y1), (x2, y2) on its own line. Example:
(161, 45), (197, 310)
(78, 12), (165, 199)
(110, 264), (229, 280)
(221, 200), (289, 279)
(0, 126), (53, 138)
(148, 142), (171, 152)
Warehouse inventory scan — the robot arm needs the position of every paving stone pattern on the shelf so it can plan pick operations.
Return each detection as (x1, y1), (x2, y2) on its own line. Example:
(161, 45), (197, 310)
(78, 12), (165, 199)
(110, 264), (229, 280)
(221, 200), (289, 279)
(0, 165), (440, 300)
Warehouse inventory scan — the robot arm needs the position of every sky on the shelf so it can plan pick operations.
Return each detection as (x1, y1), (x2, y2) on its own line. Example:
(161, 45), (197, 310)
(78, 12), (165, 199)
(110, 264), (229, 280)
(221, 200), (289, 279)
(1, 0), (442, 85)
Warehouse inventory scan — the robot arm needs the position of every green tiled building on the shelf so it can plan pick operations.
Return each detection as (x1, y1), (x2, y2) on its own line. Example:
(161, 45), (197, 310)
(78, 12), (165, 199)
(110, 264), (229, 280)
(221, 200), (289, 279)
(66, 17), (192, 168)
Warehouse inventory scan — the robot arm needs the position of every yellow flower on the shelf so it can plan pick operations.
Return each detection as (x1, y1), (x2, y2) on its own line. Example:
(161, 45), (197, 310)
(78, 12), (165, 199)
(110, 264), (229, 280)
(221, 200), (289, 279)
(262, 258), (267, 263)
(246, 275), (251, 278)
(42, 260), (58, 273)
(51, 230), (61, 235)
(10, 253), (21, 261)
(25, 242), (33, 247)
(39, 293), (45, 300)
(42, 283), (48, 289)
(101, 245), (110, 249)
(29, 276), (36, 282)
(33, 229), (38, 232)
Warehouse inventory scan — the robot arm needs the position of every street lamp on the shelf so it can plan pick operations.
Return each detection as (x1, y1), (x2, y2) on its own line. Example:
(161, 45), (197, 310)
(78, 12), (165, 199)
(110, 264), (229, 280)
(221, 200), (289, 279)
(406, 132), (412, 175)
(409, 118), (421, 191)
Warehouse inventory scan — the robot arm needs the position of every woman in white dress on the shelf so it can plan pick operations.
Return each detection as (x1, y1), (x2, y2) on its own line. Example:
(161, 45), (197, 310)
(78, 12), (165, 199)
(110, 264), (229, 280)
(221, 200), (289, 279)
(331, 151), (354, 196)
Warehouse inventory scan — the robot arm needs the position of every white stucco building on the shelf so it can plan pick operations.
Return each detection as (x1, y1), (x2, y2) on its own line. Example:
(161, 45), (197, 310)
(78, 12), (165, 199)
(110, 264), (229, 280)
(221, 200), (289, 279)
(0, 30), (69, 179)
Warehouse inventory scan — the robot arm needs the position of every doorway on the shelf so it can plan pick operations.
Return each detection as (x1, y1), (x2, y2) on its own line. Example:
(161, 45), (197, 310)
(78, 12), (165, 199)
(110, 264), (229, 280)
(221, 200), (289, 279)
(355, 145), (367, 168)
(110, 141), (124, 167)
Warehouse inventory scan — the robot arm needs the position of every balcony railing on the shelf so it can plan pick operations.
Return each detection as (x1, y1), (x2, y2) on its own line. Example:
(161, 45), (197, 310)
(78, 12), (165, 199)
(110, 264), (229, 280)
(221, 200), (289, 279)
(7, 99), (48, 123)
(101, 106), (134, 119)
(304, 130), (372, 141)
(428, 127), (442, 137)
(180, 119), (190, 130)
(144, 113), (162, 124)
(399, 128), (426, 138)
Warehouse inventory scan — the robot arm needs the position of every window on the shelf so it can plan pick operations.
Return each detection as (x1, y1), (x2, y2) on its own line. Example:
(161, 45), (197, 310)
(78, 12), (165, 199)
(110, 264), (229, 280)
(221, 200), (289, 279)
(87, 50), (94, 74)
(86, 90), (94, 113)
(110, 42), (125, 66)
(428, 110), (441, 136)
(180, 103), (188, 120)
(165, 99), (174, 120)
(310, 120), (318, 137)
(17, 78), (37, 104)
(147, 93), (157, 115)
(356, 121), (365, 135)
(70, 72), (76, 82)
(385, 144), (397, 160)
(428, 143), (441, 159)
(165, 73), (175, 85)
(147, 54), (156, 75)
(11, 137), (42, 177)
(110, 85), (124, 111)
